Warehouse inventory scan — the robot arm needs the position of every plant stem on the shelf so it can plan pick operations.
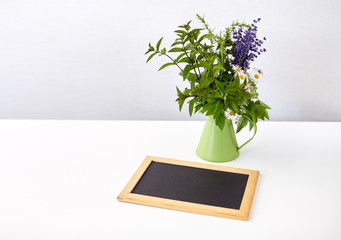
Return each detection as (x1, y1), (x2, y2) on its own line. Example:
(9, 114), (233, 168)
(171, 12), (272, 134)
(195, 56), (201, 77)
(219, 38), (225, 81)
(188, 39), (202, 78)
(157, 51), (184, 72)
(181, 40), (200, 82)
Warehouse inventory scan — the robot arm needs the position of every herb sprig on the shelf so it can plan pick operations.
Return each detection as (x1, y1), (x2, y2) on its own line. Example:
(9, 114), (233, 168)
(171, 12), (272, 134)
(145, 15), (270, 131)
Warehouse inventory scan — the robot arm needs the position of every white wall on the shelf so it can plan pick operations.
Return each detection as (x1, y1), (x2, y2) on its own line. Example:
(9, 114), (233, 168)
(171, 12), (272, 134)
(0, 0), (340, 121)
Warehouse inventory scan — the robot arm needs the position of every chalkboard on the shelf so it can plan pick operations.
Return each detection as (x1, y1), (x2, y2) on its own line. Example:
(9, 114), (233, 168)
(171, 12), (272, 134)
(117, 156), (259, 220)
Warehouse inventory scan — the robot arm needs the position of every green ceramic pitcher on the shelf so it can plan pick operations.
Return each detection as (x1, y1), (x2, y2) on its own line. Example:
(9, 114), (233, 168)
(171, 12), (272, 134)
(196, 115), (257, 162)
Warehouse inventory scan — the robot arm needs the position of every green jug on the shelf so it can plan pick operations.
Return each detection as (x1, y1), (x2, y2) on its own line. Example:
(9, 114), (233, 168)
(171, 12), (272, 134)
(196, 116), (257, 162)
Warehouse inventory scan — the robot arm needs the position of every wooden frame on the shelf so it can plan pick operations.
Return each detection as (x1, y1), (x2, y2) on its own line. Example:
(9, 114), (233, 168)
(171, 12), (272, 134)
(117, 156), (259, 220)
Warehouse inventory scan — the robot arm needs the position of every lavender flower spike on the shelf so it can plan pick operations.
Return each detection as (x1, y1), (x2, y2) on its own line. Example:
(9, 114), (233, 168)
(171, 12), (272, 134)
(231, 18), (266, 70)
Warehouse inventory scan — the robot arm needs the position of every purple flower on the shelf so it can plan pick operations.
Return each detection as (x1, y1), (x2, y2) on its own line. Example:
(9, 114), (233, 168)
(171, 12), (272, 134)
(231, 18), (266, 70)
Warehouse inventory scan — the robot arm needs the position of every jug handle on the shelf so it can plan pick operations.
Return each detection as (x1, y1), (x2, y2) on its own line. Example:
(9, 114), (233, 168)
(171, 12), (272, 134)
(238, 116), (257, 150)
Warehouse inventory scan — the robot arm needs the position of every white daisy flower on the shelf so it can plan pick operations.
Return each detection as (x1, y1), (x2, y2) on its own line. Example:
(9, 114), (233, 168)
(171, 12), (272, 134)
(250, 67), (264, 82)
(232, 65), (243, 73)
(238, 72), (246, 81)
(225, 108), (240, 122)
(245, 81), (252, 91)
(232, 65), (247, 82)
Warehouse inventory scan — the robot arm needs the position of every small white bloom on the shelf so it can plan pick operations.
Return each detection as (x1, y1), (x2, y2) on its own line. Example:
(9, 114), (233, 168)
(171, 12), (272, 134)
(238, 72), (246, 81)
(250, 67), (264, 82)
(232, 65), (247, 82)
(225, 108), (240, 122)
(232, 65), (243, 73)
(245, 81), (252, 91)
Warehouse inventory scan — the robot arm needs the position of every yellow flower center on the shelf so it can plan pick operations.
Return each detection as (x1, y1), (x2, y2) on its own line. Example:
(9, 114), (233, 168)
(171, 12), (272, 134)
(239, 74), (245, 80)
(236, 67), (241, 72)
(254, 73), (259, 79)
(229, 110), (234, 116)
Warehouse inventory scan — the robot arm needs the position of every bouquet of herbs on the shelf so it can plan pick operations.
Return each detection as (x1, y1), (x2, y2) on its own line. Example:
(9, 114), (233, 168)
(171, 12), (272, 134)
(145, 15), (270, 132)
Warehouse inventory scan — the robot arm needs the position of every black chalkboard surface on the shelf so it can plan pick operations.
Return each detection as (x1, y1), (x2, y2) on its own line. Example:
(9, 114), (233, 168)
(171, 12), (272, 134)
(118, 156), (259, 220)
(132, 161), (249, 210)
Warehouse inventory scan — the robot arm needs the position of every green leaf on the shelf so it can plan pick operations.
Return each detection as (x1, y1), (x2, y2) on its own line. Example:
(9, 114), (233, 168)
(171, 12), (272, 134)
(201, 92), (209, 105)
(176, 34), (185, 39)
(263, 109), (270, 120)
(189, 28), (203, 34)
(176, 87), (185, 111)
(229, 100), (240, 114)
(188, 99), (195, 117)
(194, 103), (203, 113)
(207, 56), (216, 64)
(230, 74), (240, 88)
(236, 116), (248, 133)
(183, 88), (190, 95)
(146, 52), (157, 63)
(168, 47), (183, 53)
(225, 87), (238, 93)
(171, 41), (182, 47)
(198, 60), (211, 69)
(156, 37), (163, 51)
(189, 50), (198, 59)
(161, 47), (166, 54)
(213, 90), (222, 98)
(158, 62), (174, 71)
(216, 114), (226, 130)
(249, 111), (257, 125)
(187, 73), (197, 82)
(174, 30), (187, 35)
(185, 20), (192, 30)
(203, 77), (214, 87)
(147, 43), (155, 52)
(206, 105), (216, 115)
(201, 103), (215, 114)
(183, 64), (192, 80)
(259, 100), (271, 109)
(207, 97), (217, 104)
(212, 65), (225, 77)
(213, 101), (223, 118)
(255, 104), (270, 120)
(176, 86), (182, 96)
(198, 34), (210, 43)
(215, 80), (225, 93)
(177, 98), (185, 111)
(175, 52), (186, 62)
(178, 57), (191, 63)
(212, 65), (225, 71)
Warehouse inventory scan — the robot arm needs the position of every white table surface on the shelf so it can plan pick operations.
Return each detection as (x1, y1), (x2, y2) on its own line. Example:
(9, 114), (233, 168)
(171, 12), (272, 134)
(0, 120), (340, 239)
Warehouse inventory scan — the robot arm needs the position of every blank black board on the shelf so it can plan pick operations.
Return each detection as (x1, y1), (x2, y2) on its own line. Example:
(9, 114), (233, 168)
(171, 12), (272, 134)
(118, 156), (260, 220)
(132, 161), (249, 210)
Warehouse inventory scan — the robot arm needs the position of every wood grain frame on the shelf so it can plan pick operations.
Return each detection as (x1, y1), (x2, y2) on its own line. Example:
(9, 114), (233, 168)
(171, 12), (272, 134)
(117, 156), (259, 221)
